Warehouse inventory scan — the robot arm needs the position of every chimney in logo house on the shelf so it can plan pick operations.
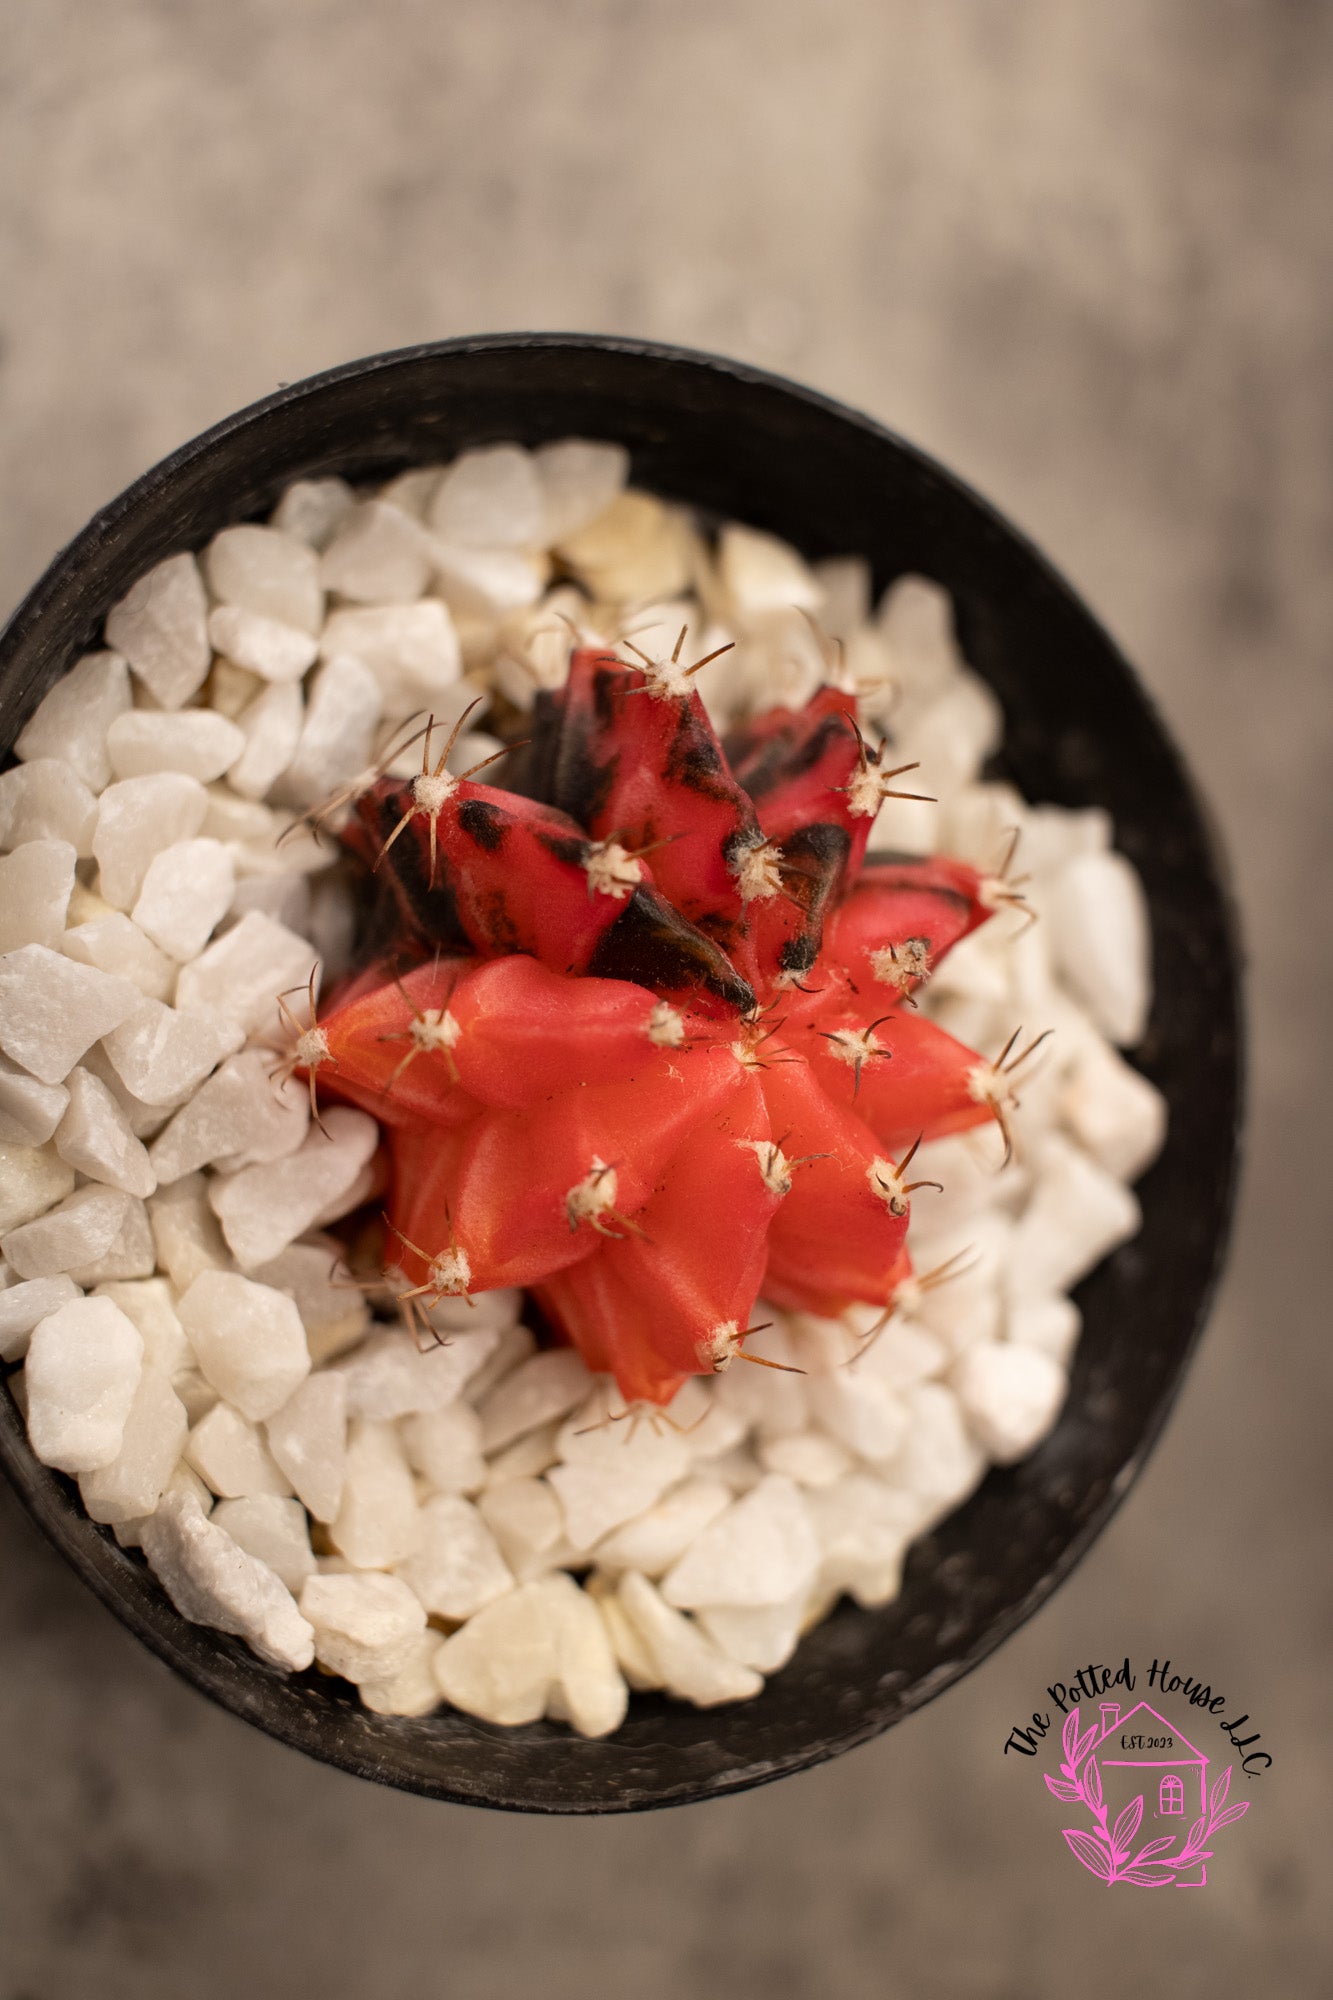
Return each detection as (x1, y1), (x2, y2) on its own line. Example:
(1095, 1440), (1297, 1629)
(1100, 1703), (1120, 1735)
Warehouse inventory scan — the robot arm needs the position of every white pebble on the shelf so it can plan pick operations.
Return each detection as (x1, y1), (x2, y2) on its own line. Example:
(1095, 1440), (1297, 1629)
(358, 1631), (444, 1718)
(428, 444), (544, 549)
(900, 672), (1003, 797)
(591, 1478), (733, 1578)
(106, 709), (245, 783)
(177, 1269), (310, 1421)
(697, 1592), (807, 1674)
(544, 1573), (629, 1737)
(661, 1473), (819, 1610)
(93, 774), (209, 910)
(147, 1176), (230, 1292)
(271, 477), (356, 549)
(718, 524), (824, 617)
(0, 1058), (70, 1148)
(143, 1489), (314, 1671)
(397, 1492), (513, 1620)
(280, 654), (382, 808)
(549, 1404), (690, 1552)
(807, 1370), (910, 1464)
(265, 1371), (348, 1522)
(380, 466), (444, 520)
(228, 679), (305, 799)
(0, 840), (76, 954)
(883, 1383), (987, 1525)
(1046, 851), (1151, 1046)
(60, 913), (177, 1004)
(841, 1314), (948, 1392)
(478, 1348), (592, 1453)
(0, 945), (141, 1084)
(1060, 1037), (1166, 1182)
(533, 439), (629, 541)
(174, 911), (318, 1039)
(70, 1191), (154, 1285)
(330, 1419), (420, 1568)
(15, 651), (131, 790)
(757, 1431), (854, 1489)
(185, 1400), (293, 1498)
(0, 1140), (76, 1234)
(0, 1273), (81, 1362)
(209, 1108), (378, 1268)
(251, 1238), (367, 1365)
(431, 543), (547, 618)
(482, 1419), (561, 1484)
(147, 1049), (300, 1183)
(103, 1000), (242, 1110)
(337, 1324), (499, 1421)
(476, 1476), (567, 1580)
(300, 1570), (425, 1682)
(952, 1342), (1067, 1464)
(0, 759), (97, 856)
(55, 1067), (155, 1197)
(590, 1580), (662, 1690)
(2, 1183), (131, 1280)
(205, 525), (323, 634)
(1006, 1294), (1082, 1367)
(212, 1494), (315, 1594)
(94, 1277), (192, 1375)
(207, 604), (319, 682)
(1006, 1135), (1141, 1298)
(105, 554), (211, 709)
(318, 601), (461, 719)
(394, 1404), (482, 1498)
(805, 1474), (927, 1608)
(78, 1366), (188, 1523)
(129, 840), (235, 962)
(616, 1571), (762, 1707)
(319, 500), (433, 603)
(24, 1294), (143, 1472)
(878, 573), (963, 701)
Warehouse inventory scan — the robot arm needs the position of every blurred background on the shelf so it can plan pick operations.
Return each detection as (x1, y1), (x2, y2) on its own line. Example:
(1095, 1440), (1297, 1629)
(0, 2), (1329, 1993)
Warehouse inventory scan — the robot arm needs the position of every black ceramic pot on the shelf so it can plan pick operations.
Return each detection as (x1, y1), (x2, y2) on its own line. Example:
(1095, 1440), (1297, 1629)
(0, 334), (1243, 1812)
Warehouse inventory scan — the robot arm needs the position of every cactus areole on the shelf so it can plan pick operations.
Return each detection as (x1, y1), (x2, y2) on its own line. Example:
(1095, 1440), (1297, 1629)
(307, 645), (1012, 1407)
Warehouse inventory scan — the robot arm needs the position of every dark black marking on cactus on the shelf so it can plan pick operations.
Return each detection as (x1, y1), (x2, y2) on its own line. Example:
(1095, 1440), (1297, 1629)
(587, 886), (755, 1014)
(456, 799), (507, 852)
(774, 822), (852, 972)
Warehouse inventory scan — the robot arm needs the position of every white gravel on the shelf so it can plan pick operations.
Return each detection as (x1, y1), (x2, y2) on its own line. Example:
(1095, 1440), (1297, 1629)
(0, 442), (1167, 1736)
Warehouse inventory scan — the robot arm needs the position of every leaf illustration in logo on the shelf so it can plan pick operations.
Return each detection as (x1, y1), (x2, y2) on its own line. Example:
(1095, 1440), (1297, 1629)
(1083, 1756), (1104, 1813)
(1209, 1764), (1232, 1818)
(1133, 1835), (1178, 1862)
(1063, 1829), (1113, 1883)
(1183, 1814), (1208, 1857)
(1111, 1795), (1145, 1857)
(1212, 1802), (1249, 1832)
(1119, 1865), (1175, 1888)
(1044, 1775), (1081, 1803)
(1077, 1722), (1101, 1768)
(1062, 1712), (1082, 1763)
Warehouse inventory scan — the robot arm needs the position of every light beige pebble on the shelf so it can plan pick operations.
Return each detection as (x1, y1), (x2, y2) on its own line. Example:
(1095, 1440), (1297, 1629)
(265, 1371), (349, 1523)
(478, 1347), (593, 1453)
(24, 1294), (143, 1473)
(951, 1342), (1067, 1464)
(396, 1492), (513, 1621)
(205, 659), (264, 719)
(93, 774), (209, 910)
(661, 1474), (819, 1611)
(555, 491), (693, 604)
(176, 1269), (311, 1421)
(131, 840), (235, 961)
(78, 1365), (189, 1524)
(899, 672), (1003, 797)
(15, 651), (132, 790)
(697, 1592), (808, 1675)
(589, 1581), (662, 1691)
(212, 1494), (316, 1595)
(379, 466), (445, 520)
(1005, 1135), (1141, 1299)
(401, 1402), (486, 1495)
(482, 1419), (562, 1484)
(1060, 1037), (1166, 1182)
(882, 1384), (988, 1526)
(533, 438), (629, 541)
(319, 500), (434, 602)
(2, 1183), (130, 1280)
(205, 524), (323, 634)
(0, 760), (97, 857)
(0, 946), (143, 1085)
(94, 1277), (192, 1376)
(55, 1067), (156, 1197)
(807, 1371), (910, 1464)
(549, 1402), (691, 1551)
(877, 573), (963, 702)
(805, 1474), (927, 1609)
(0, 840), (76, 954)
(0, 1141), (75, 1235)
(591, 1478), (734, 1578)
(148, 1049), (304, 1183)
(143, 1489), (314, 1671)
(207, 604), (319, 682)
(711, 1331), (809, 1438)
(477, 1475), (565, 1576)
(0, 1273), (82, 1363)
(330, 1419), (420, 1569)
(335, 1324), (500, 1421)
(431, 1578), (559, 1726)
(147, 1175), (231, 1292)
(1005, 1294), (1082, 1367)
(250, 1238), (367, 1366)
(173, 1370), (220, 1427)
(1046, 850), (1151, 1047)
(185, 1400), (294, 1499)
(811, 554), (872, 639)
(0, 1055), (70, 1148)
(209, 1107), (377, 1269)
(691, 1445), (764, 1495)
(543, 1573), (630, 1737)
(300, 1569), (425, 1682)
(271, 477), (356, 549)
(718, 523), (824, 617)
(199, 788), (276, 845)
(318, 601), (462, 719)
(432, 544), (547, 619)
(227, 679), (305, 800)
(174, 911), (319, 1038)
(103, 999), (244, 1109)
(105, 555), (211, 709)
(757, 1431), (854, 1490)
(358, 1632), (444, 1718)
(279, 654), (382, 808)
(106, 709), (245, 783)
(428, 444), (545, 549)
(615, 1572), (763, 1707)
(60, 913), (177, 1005)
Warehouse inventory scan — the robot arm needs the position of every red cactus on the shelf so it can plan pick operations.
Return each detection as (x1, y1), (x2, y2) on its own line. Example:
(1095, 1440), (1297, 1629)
(302, 645), (1010, 1405)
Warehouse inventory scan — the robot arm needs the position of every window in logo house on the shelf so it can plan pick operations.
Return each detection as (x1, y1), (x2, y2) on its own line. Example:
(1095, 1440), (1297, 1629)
(1160, 1776), (1184, 1816)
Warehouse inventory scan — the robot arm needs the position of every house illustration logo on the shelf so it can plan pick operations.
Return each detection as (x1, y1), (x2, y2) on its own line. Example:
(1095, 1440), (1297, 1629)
(1045, 1699), (1250, 1887)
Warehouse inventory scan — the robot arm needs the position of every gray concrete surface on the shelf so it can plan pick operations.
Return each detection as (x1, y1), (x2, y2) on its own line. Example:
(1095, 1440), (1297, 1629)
(1, 3), (1329, 1993)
